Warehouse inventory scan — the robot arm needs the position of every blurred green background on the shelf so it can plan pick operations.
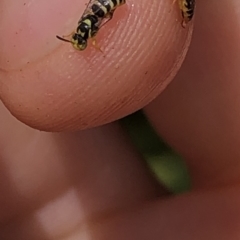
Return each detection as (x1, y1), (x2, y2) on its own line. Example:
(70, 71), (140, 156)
(121, 111), (190, 194)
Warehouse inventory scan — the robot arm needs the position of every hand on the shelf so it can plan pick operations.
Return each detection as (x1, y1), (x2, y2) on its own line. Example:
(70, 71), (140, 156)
(1, 0), (240, 239)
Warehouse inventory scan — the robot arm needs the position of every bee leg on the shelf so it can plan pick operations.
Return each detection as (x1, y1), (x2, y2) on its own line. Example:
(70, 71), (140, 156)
(178, 0), (187, 28)
(91, 37), (103, 53)
(105, 10), (114, 21)
(99, 10), (115, 28)
(181, 19), (187, 28)
(171, 0), (187, 28)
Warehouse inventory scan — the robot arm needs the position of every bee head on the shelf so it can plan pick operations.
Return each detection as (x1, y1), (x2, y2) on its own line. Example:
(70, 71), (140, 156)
(56, 33), (87, 51)
(72, 33), (87, 51)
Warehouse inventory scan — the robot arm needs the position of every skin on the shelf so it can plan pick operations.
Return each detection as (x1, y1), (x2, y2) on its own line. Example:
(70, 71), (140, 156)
(1, 0), (240, 239)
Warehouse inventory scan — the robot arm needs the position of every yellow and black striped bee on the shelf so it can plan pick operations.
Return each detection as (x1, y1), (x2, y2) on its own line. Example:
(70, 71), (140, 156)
(179, 0), (195, 26)
(56, 0), (126, 51)
(57, 14), (100, 50)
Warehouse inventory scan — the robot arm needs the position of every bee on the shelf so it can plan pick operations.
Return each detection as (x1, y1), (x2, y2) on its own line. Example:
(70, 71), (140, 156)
(57, 14), (101, 50)
(56, 0), (126, 51)
(178, 0), (195, 27)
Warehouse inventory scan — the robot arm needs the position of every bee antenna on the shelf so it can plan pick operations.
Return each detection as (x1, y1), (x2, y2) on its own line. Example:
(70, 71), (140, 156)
(56, 35), (71, 43)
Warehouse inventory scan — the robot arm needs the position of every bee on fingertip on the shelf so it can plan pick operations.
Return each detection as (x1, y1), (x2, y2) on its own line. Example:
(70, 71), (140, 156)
(56, 0), (126, 51)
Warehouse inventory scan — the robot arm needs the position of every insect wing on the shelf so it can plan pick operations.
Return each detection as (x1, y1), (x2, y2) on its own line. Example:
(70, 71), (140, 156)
(78, 0), (96, 23)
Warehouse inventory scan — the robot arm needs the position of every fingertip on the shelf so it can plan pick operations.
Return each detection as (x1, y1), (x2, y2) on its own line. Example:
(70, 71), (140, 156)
(0, 0), (194, 131)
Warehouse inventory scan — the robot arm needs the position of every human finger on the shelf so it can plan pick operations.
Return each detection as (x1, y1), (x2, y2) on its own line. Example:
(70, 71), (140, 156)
(0, 0), (192, 131)
(0, 102), (167, 238)
(145, 0), (240, 188)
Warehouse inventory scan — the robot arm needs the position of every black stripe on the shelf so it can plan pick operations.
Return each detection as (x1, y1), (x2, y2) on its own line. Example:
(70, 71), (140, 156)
(92, 4), (106, 17)
(112, 0), (118, 7)
(98, 0), (111, 11)
(72, 33), (86, 45)
(77, 22), (90, 38)
(186, 0), (195, 9)
(77, 14), (99, 38)
(87, 14), (99, 24)
(187, 9), (193, 15)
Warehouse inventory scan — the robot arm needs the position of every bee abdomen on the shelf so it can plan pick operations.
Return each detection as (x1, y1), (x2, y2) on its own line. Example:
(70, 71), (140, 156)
(77, 14), (100, 38)
(179, 0), (195, 24)
(91, 0), (125, 18)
